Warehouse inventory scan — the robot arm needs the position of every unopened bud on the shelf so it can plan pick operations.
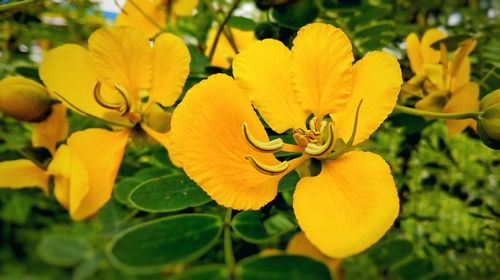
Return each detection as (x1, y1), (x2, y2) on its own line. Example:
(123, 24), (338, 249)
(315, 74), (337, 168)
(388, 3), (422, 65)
(478, 89), (500, 149)
(0, 76), (52, 122)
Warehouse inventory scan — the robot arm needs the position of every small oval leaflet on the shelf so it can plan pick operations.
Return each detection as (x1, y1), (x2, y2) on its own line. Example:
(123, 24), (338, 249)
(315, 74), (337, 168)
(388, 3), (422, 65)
(107, 214), (223, 273)
(129, 173), (211, 212)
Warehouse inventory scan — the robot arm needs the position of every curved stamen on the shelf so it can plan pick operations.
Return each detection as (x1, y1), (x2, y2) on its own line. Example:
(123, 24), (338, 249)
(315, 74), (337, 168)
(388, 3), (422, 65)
(242, 122), (284, 153)
(245, 155), (289, 176)
(113, 84), (133, 116)
(93, 82), (123, 110)
(304, 122), (334, 156)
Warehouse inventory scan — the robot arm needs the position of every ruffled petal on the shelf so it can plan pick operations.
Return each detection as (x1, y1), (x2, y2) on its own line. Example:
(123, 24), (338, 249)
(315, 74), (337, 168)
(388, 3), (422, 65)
(443, 82), (479, 136)
(48, 128), (129, 220)
(293, 151), (399, 258)
(0, 159), (49, 192)
(32, 103), (68, 154)
(291, 23), (353, 118)
(420, 28), (446, 64)
(233, 39), (308, 133)
(206, 27), (255, 69)
(172, 0), (198, 16)
(88, 26), (152, 101)
(333, 51), (402, 145)
(149, 33), (190, 107)
(169, 74), (292, 210)
(406, 33), (423, 74)
(115, 0), (165, 38)
(40, 44), (132, 126)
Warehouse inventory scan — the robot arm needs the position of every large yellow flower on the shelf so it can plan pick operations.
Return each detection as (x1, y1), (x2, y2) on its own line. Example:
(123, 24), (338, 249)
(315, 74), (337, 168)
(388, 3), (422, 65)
(405, 29), (479, 136)
(115, 0), (199, 38)
(39, 26), (190, 220)
(169, 23), (402, 258)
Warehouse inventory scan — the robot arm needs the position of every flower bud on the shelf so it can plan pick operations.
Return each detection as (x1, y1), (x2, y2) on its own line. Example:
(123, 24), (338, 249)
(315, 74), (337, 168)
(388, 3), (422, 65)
(0, 76), (52, 122)
(477, 89), (500, 149)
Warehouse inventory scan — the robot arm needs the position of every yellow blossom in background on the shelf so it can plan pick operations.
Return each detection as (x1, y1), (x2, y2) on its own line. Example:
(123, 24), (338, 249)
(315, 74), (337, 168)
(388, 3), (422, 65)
(170, 23), (402, 258)
(205, 26), (255, 69)
(115, 0), (199, 38)
(0, 77), (68, 193)
(39, 26), (190, 220)
(405, 29), (480, 136)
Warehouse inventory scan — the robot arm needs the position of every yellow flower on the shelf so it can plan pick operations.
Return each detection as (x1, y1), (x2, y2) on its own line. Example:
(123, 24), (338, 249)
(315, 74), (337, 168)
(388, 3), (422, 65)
(39, 26), (190, 220)
(405, 29), (479, 136)
(0, 78), (68, 192)
(169, 23), (402, 258)
(115, 0), (199, 38)
(205, 27), (255, 69)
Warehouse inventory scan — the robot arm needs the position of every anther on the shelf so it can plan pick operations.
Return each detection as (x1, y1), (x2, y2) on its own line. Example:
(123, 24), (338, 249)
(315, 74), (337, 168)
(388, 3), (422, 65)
(242, 122), (284, 153)
(245, 155), (289, 176)
(304, 122), (335, 156)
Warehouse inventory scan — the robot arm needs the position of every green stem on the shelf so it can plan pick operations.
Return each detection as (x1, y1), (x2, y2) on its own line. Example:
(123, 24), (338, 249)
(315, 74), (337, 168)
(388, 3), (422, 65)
(208, 0), (242, 63)
(478, 66), (496, 86)
(224, 208), (235, 278)
(394, 104), (481, 120)
(0, 0), (33, 12)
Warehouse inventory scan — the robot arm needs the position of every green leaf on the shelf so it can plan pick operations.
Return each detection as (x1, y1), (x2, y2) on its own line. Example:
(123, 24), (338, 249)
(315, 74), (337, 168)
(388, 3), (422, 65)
(129, 174), (211, 213)
(228, 16), (257, 31)
(114, 177), (142, 205)
(37, 235), (92, 267)
(235, 255), (331, 280)
(232, 211), (296, 244)
(168, 264), (228, 280)
(367, 239), (413, 267)
(393, 258), (434, 280)
(278, 170), (300, 192)
(72, 254), (101, 280)
(107, 214), (223, 273)
(272, 0), (320, 29)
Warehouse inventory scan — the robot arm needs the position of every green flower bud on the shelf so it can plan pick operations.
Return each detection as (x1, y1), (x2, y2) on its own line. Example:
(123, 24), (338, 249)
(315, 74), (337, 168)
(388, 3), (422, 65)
(0, 76), (52, 122)
(478, 89), (500, 149)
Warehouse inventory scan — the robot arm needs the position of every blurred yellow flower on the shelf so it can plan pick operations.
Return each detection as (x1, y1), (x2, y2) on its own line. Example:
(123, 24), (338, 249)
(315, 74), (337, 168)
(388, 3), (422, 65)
(205, 27), (255, 69)
(405, 29), (479, 136)
(170, 23), (401, 258)
(115, 0), (199, 38)
(39, 26), (190, 220)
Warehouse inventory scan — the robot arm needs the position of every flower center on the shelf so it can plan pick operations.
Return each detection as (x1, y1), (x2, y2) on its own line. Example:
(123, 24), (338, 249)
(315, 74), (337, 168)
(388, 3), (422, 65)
(93, 81), (142, 123)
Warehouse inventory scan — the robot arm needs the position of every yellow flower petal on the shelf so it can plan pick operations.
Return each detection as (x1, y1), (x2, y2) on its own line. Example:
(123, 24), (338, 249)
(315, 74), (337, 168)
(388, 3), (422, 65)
(450, 39), (475, 92)
(414, 92), (448, 114)
(406, 33), (424, 74)
(88, 26), (152, 100)
(333, 51), (402, 145)
(0, 159), (49, 192)
(32, 103), (68, 154)
(49, 128), (129, 220)
(172, 0), (198, 16)
(149, 33), (190, 107)
(293, 151), (399, 258)
(206, 27), (255, 69)
(291, 23), (353, 119)
(115, 0), (165, 38)
(286, 232), (342, 280)
(40, 44), (131, 126)
(233, 39), (308, 133)
(170, 74), (287, 210)
(443, 82), (479, 136)
(420, 28), (446, 64)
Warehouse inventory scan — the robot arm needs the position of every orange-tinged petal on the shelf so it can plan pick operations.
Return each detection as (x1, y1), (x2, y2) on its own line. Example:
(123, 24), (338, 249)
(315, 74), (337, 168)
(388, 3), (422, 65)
(40, 44), (131, 126)
(333, 51), (402, 145)
(406, 33), (423, 74)
(420, 28), (446, 64)
(115, 0), (165, 38)
(32, 103), (68, 154)
(444, 82), (479, 136)
(172, 0), (198, 15)
(170, 74), (288, 210)
(49, 128), (129, 220)
(233, 39), (308, 133)
(291, 23), (353, 119)
(293, 151), (399, 258)
(287, 232), (342, 279)
(206, 27), (255, 69)
(149, 33), (190, 107)
(0, 159), (49, 192)
(88, 26), (152, 100)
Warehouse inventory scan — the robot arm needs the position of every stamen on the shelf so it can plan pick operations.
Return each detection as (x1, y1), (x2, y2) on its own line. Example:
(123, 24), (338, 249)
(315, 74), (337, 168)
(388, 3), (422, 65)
(114, 84), (133, 116)
(245, 155), (289, 176)
(308, 117), (318, 131)
(242, 122), (284, 153)
(93, 82), (135, 117)
(346, 99), (363, 146)
(94, 82), (122, 110)
(304, 122), (335, 156)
